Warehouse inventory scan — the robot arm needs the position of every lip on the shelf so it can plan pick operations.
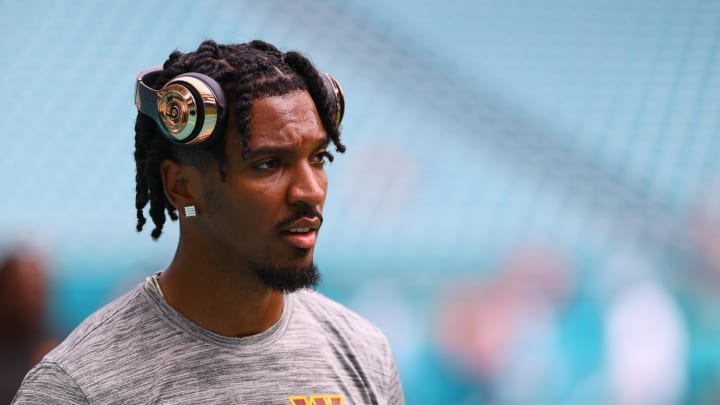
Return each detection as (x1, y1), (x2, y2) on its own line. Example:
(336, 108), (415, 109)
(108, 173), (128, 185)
(279, 217), (322, 249)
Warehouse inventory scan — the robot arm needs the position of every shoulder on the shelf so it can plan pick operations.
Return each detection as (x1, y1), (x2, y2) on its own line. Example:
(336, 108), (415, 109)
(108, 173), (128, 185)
(39, 283), (154, 377)
(289, 290), (405, 403)
(12, 360), (88, 404)
(292, 289), (382, 328)
(290, 289), (391, 347)
(15, 283), (167, 399)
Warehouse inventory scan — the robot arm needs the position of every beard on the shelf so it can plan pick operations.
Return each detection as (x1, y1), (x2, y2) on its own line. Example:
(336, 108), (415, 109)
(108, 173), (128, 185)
(251, 259), (321, 293)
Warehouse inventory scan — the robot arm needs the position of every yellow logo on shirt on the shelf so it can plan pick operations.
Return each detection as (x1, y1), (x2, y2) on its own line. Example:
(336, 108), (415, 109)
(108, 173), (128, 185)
(288, 394), (343, 405)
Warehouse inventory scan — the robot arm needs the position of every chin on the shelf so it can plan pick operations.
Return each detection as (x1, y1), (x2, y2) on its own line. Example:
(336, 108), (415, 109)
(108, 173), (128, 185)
(251, 259), (321, 293)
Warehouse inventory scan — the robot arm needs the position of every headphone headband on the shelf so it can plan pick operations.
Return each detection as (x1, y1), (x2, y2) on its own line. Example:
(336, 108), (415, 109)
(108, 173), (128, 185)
(134, 66), (163, 116)
(135, 65), (344, 146)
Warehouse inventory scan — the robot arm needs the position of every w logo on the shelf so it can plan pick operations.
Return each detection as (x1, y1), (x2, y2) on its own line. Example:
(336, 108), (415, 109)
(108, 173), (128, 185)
(288, 394), (343, 405)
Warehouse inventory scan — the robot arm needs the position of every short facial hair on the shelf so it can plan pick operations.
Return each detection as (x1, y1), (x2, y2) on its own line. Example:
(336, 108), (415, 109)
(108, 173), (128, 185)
(251, 260), (321, 293)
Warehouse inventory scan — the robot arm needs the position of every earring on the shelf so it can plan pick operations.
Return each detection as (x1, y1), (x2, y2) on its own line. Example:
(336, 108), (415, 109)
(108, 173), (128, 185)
(184, 205), (197, 217)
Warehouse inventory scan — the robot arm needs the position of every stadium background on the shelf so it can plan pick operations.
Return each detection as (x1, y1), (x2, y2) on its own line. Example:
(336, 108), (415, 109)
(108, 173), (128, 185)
(1, 0), (719, 403)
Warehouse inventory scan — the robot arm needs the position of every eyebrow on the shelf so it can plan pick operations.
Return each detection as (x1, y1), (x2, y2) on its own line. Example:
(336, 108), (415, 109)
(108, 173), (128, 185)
(244, 138), (330, 160)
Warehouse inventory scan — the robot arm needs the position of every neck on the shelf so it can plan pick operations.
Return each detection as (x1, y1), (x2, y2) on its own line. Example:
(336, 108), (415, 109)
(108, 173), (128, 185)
(157, 233), (284, 338)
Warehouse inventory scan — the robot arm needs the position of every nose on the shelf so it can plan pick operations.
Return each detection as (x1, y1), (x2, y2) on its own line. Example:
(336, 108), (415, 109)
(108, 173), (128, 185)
(287, 162), (327, 208)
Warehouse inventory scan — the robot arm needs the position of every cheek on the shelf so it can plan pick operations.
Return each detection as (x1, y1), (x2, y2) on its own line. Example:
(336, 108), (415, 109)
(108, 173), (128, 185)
(321, 182), (329, 205)
(316, 169), (329, 188)
(228, 184), (285, 223)
(203, 183), (252, 222)
(209, 195), (275, 244)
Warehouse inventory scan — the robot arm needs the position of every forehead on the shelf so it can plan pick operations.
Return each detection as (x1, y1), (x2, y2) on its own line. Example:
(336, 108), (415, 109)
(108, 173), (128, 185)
(247, 91), (327, 148)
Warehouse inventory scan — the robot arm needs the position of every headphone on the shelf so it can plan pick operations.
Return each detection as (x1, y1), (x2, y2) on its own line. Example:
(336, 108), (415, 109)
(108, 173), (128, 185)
(134, 66), (345, 146)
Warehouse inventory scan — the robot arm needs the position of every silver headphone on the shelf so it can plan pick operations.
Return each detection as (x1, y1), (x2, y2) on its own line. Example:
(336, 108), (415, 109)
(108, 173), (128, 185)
(135, 67), (345, 146)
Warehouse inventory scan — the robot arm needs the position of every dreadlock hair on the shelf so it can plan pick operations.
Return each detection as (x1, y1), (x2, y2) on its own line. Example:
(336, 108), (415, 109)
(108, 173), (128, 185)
(134, 39), (346, 240)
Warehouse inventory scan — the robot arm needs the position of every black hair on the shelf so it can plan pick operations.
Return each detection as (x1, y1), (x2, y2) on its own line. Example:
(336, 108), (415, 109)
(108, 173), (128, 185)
(134, 39), (345, 239)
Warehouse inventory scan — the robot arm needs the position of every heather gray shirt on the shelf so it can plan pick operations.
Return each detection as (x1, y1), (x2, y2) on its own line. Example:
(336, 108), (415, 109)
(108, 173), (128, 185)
(12, 277), (404, 404)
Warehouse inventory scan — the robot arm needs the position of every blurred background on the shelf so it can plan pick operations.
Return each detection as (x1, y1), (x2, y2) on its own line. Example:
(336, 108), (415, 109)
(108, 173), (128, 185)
(1, 0), (719, 403)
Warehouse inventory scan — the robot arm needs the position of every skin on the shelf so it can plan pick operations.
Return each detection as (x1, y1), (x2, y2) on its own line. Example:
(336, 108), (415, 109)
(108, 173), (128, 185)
(158, 90), (331, 337)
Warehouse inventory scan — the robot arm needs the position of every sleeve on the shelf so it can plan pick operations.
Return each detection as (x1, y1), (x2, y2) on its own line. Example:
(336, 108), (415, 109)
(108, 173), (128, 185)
(11, 361), (89, 404)
(381, 336), (406, 405)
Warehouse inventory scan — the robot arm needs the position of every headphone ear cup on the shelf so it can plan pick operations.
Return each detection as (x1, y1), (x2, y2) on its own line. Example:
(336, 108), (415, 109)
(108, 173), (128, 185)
(157, 73), (227, 145)
(320, 72), (345, 127)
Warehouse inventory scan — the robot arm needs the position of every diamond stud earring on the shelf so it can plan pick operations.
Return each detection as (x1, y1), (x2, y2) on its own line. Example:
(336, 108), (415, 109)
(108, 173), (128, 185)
(184, 205), (197, 217)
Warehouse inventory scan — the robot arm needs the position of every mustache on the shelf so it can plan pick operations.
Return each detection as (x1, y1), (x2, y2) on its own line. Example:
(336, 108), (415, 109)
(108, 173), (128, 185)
(276, 203), (323, 231)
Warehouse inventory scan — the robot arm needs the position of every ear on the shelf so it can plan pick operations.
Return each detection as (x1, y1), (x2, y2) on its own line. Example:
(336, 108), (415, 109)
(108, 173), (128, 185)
(160, 159), (203, 215)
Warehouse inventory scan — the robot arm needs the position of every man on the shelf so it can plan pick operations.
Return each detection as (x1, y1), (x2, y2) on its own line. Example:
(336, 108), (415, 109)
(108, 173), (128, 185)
(13, 40), (405, 404)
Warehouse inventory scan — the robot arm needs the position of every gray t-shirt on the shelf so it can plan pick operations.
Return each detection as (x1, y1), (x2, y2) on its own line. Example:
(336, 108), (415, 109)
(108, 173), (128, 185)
(12, 277), (405, 404)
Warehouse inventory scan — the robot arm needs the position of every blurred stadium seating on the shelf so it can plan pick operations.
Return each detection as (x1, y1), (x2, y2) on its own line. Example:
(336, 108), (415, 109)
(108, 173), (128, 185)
(1, 0), (718, 403)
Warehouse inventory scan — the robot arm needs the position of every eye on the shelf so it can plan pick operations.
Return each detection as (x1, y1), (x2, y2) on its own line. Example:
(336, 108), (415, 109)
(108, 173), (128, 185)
(254, 158), (281, 170)
(313, 151), (335, 166)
